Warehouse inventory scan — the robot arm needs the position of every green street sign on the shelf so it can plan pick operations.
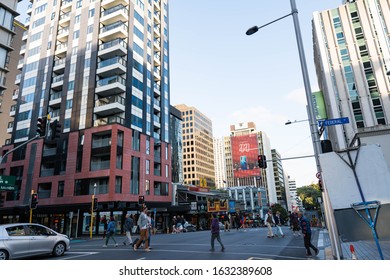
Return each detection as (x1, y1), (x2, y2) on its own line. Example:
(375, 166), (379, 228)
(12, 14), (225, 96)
(0, 175), (16, 191)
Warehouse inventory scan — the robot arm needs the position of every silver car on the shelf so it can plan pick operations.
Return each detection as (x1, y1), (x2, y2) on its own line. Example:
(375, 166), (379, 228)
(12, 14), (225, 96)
(0, 223), (70, 260)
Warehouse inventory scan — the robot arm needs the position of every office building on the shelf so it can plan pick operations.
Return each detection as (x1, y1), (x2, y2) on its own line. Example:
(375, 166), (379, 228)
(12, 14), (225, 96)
(174, 104), (215, 187)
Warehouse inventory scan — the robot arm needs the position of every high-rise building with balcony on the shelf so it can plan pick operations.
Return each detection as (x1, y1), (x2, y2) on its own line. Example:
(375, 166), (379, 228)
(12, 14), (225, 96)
(0, 0), (172, 235)
(0, 1), (22, 145)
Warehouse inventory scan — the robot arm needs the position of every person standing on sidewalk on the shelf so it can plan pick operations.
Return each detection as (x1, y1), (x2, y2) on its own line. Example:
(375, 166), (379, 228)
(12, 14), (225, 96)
(103, 216), (118, 247)
(122, 214), (133, 246)
(298, 212), (319, 257)
(264, 209), (275, 238)
(134, 206), (150, 252)
(210, 213), (225, 252)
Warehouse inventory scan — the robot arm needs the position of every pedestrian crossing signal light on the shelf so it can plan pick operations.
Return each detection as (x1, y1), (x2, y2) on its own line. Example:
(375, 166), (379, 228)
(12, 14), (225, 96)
(37, 117), (47, 137)
(258, 155), (267, 169)
(138, 195), (144, 205)
(30, 193), (38, 209)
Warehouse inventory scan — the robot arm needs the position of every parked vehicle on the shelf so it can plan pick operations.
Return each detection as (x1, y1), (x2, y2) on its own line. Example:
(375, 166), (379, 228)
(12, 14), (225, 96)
(0, 223), (70, 260)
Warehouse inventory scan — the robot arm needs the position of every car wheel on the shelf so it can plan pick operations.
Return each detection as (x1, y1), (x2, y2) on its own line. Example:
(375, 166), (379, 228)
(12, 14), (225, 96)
(0, 249), (9, 260)
(52, 242), (66, 257)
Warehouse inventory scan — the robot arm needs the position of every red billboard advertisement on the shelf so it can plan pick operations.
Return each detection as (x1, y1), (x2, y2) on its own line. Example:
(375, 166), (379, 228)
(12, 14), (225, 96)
(231, 134), (260, 178)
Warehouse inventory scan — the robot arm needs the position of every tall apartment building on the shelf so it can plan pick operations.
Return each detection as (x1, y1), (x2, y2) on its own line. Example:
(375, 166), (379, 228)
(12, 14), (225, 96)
(213, 137), (226, 189)
(313, 0), (390, 151)
(0, 1), (22, 145)
(271, 149), (287, 208)
(0, 0), (172, 235)
(174, 104), (215, 187)
(223, 122), (277, 205)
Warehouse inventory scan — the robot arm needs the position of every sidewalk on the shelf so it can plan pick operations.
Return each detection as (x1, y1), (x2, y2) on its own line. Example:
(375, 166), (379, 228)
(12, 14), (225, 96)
(318, 229), (390, 260)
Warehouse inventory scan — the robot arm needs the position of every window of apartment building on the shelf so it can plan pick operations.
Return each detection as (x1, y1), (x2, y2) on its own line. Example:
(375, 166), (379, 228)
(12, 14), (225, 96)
(0, 7), (14, 30)
(145, 179), (150, 195)
(37, 183), (51, 199)
(57, 181), (64, 197)
(132, 130), (140, 151)
(115, 176), (122, 193)
(131, 156), (140, 194)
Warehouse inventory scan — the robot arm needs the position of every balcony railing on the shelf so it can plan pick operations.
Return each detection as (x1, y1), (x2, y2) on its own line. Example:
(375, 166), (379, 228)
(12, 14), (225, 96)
(101, 4), (128, 17)
(95, 95), (125, 107)
(96, 75), (125, 87)
(100, 21), (128, 33)
(99, 38), (127, 51)
(97, 56), (126, 69)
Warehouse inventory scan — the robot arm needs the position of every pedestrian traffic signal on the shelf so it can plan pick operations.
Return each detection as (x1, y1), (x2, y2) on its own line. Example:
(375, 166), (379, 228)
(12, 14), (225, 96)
(50, 119), (62, 140)
(37, 117), (47, 137)
(258, 155), (267, 169)
(0, 194), (4, 207)
(93, 197), (98, 211)
(138, 195), (144, 205)
(30, 193), (38, 209)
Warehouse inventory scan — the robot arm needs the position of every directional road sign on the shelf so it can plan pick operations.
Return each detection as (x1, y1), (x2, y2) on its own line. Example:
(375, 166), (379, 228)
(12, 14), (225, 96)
(318, 117), (349, 127)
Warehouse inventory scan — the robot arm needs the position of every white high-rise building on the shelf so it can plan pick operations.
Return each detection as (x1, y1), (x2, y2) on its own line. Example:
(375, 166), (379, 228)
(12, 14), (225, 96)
(213, 137), (226, 189)
(313, 0), (390, 151)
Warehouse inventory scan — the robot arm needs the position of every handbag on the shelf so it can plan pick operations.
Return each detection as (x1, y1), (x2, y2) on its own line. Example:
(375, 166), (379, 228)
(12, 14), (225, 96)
(132, 225), (138, 233)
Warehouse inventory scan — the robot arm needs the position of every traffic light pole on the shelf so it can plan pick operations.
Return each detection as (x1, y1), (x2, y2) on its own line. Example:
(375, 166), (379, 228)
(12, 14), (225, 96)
(89, 184), (97, 239)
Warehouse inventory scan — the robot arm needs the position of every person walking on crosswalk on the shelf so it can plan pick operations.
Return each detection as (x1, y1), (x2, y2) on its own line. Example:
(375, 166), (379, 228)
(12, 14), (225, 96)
(298, 211), (319, 257)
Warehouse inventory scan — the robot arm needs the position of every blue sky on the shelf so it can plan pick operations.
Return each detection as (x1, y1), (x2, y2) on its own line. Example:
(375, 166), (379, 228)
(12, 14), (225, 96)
(16, 0), (343, 188)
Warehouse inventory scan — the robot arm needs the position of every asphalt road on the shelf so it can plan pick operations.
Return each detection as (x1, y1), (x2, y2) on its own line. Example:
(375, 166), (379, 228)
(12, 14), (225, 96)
(48, 226), (320, 260)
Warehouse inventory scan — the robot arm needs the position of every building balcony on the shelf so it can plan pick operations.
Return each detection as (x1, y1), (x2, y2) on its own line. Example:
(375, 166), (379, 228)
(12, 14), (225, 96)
(154, 53), (161, 66)
(9, 106), (16, 117)
(153, 0), (161, 11)
(94, 95), (125, 117)
(96, 56), (127, 77)
(49, 91), (62, 108)
(101, 0), (129, 9)
(53, 58), (66, 74)
(51, 74), (65, 90)
(61, 0), (72, 13)
(17, 58), (24, 70)
(99, 21), (128, 42)
(59, 12), (71, 27)
(94, 115), (125, 127)
(98, 38), (127, 60)
(95, 75), (126, 96)
(57, 27), (69, 43)
(7, 124), (13, 134)
(55, 42), (68, 58)
(14, 74), (21, 85)
(100, 5), (128, 26)
(20, 45), (26, 55)
(12, 89), (19, 100)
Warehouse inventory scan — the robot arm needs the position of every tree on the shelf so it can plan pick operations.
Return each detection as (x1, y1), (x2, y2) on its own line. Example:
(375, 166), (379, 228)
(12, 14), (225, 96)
(296, 183), (322, 211)
(270, 203), (289, 224)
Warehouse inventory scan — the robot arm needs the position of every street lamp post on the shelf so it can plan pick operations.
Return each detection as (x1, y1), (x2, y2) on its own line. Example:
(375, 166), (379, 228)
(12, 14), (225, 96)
(246, 0), (342, 259)
(285, 119), (308, 125)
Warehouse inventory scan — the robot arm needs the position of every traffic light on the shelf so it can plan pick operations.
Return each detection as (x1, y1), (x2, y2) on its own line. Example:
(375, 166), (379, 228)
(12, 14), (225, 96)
(0, 194), (4, 207)
(50, 119), (62, 140)
(37, 117), (47, 137)
(93, 197), (98, 211)
(257, 155), (267, 169)
(30, 193), (38, 209)
(138, 195), (144, 205)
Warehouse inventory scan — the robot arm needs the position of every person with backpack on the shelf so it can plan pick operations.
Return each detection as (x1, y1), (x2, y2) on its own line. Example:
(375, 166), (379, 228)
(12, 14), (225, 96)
(264, 209), (275, 238)
(122, 214), (133, 246)
(103, 216), (118, 247)
(210, 213), (225, 252)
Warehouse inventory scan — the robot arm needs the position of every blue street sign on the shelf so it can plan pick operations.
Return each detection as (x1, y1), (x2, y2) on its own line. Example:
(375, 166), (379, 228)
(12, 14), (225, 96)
(318, 117), (349, 127)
